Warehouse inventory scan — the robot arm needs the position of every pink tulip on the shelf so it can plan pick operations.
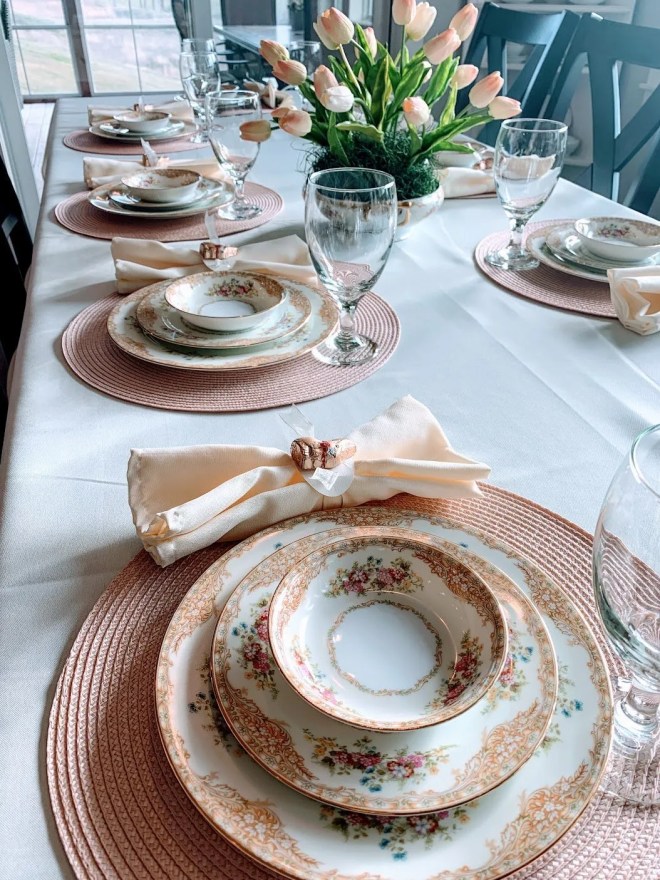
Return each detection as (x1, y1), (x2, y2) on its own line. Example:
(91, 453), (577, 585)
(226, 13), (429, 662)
(423, 28), (461, 65)
(406, 2), (436, 41)
(452, 64), (479, 89)
(272, 59), (308, 86)
(392, 0), (416, 27)
(449, 3), (478, 41)
(259, 40), (289, 67)
(402, 96), (430, 126)
(239, 120), (272, 143)
(488, 96), (522, 119)
(319, 85), (354, 113)
(277, 108), (313, 137)
(313, 65), (338, 101)
(314, 8), (354, 48)
(469, 70), (503, 108)
(364, 26), (378, 58)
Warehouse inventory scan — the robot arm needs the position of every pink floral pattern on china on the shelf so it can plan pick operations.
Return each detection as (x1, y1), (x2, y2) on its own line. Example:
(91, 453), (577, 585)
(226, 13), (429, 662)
(326, 553), (423, 597)
(123, 168), (199, 188)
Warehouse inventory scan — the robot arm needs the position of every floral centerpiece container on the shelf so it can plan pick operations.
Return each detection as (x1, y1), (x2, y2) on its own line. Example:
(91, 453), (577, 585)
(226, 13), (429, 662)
(254, 2), (521, 239)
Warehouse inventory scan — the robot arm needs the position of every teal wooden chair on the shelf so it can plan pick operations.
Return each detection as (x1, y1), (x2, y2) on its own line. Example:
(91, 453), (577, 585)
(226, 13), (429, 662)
(457, 1), (579, 145)
(544, 13), (660, 214)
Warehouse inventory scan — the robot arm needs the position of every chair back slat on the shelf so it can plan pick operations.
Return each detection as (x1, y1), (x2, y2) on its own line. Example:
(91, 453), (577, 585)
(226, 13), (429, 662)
(589, 56), (621, 200)
(628, 137), (660, 215)
(0, 152), (32, 362)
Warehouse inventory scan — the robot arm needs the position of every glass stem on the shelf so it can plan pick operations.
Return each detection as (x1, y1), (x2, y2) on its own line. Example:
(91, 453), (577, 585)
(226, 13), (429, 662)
(619, 681), (660, 732)
(234, 177), (246, 204)
(335, 301), (359, 350)
(507, 216), (527, 256)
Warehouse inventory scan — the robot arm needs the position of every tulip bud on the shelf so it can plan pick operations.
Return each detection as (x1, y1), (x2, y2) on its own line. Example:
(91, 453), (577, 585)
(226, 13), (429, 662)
(488, 96), (522, 120)
(469, 71), (503, 108)
(314, 7), (354, 48)
(406, 2), (436, 41)
(364, 26), (377, 58)
(319, 84), (355, 113)
(272, 59), (308, 86)
(449, 3), (478, 41)
(402, 96), (431, 126)
(452, 64), (479, 89)
(423, 27), (461, 65)
(239, 120), (272, 143)
(277, 108), (313, 137)
(259, 40), (289, 67)
(392, 0), (416, 27)
(313, 65), (338, 101)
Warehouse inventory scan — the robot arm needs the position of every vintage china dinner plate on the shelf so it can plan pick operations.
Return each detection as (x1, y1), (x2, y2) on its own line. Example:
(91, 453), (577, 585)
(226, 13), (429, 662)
(210, 524), (557, 814)
(89, 180), (233, 220)
(108, 177), (224, 212)
(90, 120), (193, 142)
(156, 507), (612, 880)
(135, 281), (312, 351)
(525, 228), (608, 282)
(544, 223), (660, 273)
(107, 279), (338, 371)
(265, 533), (508, 732)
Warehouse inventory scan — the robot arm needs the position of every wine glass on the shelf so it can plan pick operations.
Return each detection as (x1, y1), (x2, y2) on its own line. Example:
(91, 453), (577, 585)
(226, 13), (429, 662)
(207, 90), (264, 221)
(304, 167), (397, 367)
(486, 118), (567, 271)
(593, 423), (660, 806)
(179, 40), (221, 144)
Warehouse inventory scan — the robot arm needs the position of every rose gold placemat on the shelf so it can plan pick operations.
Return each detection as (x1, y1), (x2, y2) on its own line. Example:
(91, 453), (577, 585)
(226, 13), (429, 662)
(61, 292), (400, 411)
(54, 183), (283, 242)
(474, 221), (616, 318)
(46, 486), (660, 880)
(63, 128), (208, 154)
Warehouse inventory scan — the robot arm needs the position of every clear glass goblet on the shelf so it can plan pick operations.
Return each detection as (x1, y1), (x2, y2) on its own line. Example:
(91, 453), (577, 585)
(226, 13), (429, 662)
(486, 118), (567, 271)
(593, 423), (660, 806)
(179, 44), (221, 144)
(207, 90), (264, 221)
(304, 167), (397, 367)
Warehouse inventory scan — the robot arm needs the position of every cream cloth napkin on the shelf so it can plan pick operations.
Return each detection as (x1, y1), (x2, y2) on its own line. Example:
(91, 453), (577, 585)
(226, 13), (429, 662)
(437, 167), (495, 199)
(83, 156), (228, 189)
(88, 100), (193, 126)
(111, 234), (317, 293)
(608, 267), (660, 335)
(128, 396), (491, 567)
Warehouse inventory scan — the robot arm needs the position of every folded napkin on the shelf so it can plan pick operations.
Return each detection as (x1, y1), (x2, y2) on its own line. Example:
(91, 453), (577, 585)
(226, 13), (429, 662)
(111, 234), (317, 293)
(87, 100), (193, 126)
(83, 156), (228, 190)
(437, 167), (495, 199)
(128, 396), (491, 567)
(608, 267), (660, 335)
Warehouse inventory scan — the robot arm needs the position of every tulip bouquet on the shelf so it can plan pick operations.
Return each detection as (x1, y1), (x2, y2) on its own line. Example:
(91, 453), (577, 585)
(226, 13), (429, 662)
(256, 1), (521, 201)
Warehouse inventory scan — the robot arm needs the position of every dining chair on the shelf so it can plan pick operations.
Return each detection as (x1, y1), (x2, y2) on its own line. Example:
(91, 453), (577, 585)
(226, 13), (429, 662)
(544, 13), (660, 211)
(457, 1), (579, 145)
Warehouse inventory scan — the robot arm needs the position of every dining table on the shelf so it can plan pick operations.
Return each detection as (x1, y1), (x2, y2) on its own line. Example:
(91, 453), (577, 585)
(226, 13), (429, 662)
(1, 94), (659, 880)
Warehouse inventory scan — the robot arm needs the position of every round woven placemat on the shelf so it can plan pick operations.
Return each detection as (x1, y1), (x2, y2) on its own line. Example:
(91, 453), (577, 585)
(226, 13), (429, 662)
(475, 220), (616, 318)
(63, 128), (208, 155)
(61, 292), (400, 412)
(54, 183), (282, 242)
(46, 486), (660, 880)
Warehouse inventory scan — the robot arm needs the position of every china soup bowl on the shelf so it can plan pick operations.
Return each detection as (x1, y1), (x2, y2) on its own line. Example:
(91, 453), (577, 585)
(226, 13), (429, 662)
(575, 217), (660, 263)
(120, 169), (201, 205)
(112, 110), (172, 134)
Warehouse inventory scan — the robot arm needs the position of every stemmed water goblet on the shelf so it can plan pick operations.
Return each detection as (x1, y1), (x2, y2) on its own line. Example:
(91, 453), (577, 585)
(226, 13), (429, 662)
(207, 90), (264, 221)
(486, 118), (567, 271)
(593, 423), (660, 805)
(304, 167), (397, 367)
(179, 39), (221, 144)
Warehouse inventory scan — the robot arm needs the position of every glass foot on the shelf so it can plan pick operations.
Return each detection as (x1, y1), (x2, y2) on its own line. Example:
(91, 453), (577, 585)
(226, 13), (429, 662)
(217, 203), (263, 221)
(313, 333), (378, 367)
(486, 245), (538, 271)
(189, 132), (208, 144)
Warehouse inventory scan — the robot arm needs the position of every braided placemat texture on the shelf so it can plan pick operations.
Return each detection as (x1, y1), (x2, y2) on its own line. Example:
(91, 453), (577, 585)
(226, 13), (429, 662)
(47, 487), (660, 880)
(54, 183), (282, 242)
(475, 220), (616, 318)
(63, 128), (208, 154)
(61, 292), (400, 412)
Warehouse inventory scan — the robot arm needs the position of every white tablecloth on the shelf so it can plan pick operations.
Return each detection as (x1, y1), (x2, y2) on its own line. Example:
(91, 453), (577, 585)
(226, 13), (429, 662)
(1, 97), (659, 879)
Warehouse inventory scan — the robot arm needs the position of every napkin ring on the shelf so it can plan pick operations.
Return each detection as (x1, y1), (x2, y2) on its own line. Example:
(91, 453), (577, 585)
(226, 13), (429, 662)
(200, 242), (239, 261)
(290, 436), (357, 471)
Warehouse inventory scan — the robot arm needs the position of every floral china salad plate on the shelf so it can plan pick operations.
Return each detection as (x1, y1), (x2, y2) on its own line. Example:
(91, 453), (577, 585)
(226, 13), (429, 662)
(107, 279), (338, 372)
(210, 525), (555, 813)
(156, 507), (612, 880)
(265, 533), (509, 732)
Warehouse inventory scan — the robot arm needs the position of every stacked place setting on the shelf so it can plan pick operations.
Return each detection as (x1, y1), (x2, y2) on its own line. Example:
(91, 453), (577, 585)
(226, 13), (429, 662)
(89, 107), (195, 144)
(155, 502), (613, 879)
